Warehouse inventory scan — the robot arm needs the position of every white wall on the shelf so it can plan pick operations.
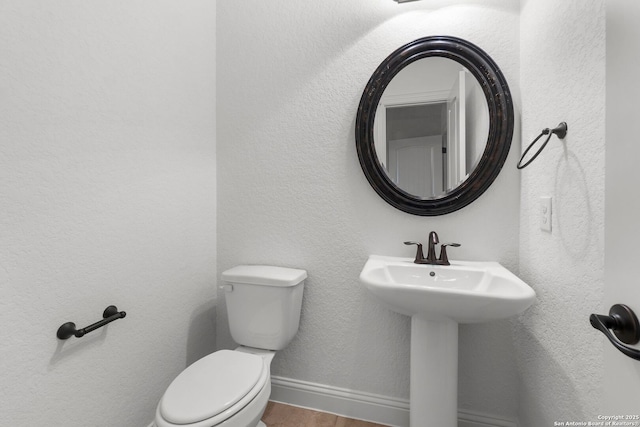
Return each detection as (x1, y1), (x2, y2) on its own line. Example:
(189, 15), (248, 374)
(0, 2), (216, 426)
(604, 0), (640, 413)
(466, 79), (490, 173)
(518, 0), (605, 424)
(217, 0), (522, 420)
(0, 1), (610, 424)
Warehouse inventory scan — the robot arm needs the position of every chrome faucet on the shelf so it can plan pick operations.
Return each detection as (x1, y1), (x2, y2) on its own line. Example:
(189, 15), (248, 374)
(404, 231), (460, 266)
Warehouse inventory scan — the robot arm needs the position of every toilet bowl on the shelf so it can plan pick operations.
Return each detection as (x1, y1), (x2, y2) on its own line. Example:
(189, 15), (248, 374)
(153, 265), (306, 427)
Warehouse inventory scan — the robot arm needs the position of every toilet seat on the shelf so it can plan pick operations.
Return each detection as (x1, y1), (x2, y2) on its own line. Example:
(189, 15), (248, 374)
(156, 350), (268, 427)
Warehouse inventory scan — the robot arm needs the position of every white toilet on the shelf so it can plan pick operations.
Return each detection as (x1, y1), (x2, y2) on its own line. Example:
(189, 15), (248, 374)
(154, 265), (307, 427)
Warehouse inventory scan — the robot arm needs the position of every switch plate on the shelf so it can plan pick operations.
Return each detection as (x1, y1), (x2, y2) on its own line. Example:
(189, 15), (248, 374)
(540, 196), (552, 232)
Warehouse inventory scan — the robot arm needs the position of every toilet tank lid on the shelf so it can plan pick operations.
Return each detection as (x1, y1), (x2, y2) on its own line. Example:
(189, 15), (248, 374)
(222, 265), (307, 287)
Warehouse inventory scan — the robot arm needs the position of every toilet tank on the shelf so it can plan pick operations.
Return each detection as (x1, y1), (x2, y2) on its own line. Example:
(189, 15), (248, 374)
(221, 265), (306, 351)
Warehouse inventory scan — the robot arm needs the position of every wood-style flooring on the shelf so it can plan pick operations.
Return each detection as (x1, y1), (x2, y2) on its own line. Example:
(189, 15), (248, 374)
(261, 402), (389, 427)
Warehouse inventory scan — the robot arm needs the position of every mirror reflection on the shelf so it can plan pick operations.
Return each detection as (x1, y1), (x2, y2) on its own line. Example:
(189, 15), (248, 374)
(373, 58), (489, 199)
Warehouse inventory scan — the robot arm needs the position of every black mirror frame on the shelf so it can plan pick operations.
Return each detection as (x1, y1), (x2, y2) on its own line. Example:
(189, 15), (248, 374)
(355, 36), (514, 216)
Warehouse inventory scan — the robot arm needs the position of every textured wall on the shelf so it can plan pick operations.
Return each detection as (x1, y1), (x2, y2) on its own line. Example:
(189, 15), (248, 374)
(217, 0), (522, 418)
(518, 0), (605, 424)
(604, 0), (640, 413)
(0, 2), (216, 426)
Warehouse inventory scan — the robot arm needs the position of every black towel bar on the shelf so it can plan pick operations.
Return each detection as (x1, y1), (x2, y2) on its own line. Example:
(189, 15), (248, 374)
(56, 305), (126, 340)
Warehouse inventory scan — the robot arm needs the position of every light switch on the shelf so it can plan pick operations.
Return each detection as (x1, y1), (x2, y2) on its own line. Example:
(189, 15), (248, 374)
(540, 196), (552, 232)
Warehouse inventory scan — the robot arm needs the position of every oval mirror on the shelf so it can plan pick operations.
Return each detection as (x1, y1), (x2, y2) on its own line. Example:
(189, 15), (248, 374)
(356, 36), (514, 216)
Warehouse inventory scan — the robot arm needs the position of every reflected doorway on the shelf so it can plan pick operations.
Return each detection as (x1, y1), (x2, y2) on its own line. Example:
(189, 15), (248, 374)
(386, 103), (447, 198)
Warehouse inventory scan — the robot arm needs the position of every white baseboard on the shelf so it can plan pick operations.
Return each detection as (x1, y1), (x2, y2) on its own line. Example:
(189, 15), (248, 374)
(270, 375), (517, 427)
(458, 409), (518, 427)
(270, 375), (409, 426)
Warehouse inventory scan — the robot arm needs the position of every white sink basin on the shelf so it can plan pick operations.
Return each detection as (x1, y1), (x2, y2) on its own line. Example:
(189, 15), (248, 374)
(360, 255), (535, 426)
(360, 255), (536, 323)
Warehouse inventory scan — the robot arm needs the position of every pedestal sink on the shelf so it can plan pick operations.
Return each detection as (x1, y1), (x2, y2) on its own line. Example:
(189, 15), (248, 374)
(359, 255), (535, 427)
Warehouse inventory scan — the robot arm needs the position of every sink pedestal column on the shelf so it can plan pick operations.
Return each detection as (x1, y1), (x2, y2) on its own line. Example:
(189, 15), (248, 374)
(410, 316), (458, 426)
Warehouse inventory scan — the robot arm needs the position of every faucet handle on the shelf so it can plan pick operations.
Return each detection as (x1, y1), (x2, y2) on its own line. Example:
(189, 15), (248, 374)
(404, 241), (425, 263)
(438, 243), (461, 265)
